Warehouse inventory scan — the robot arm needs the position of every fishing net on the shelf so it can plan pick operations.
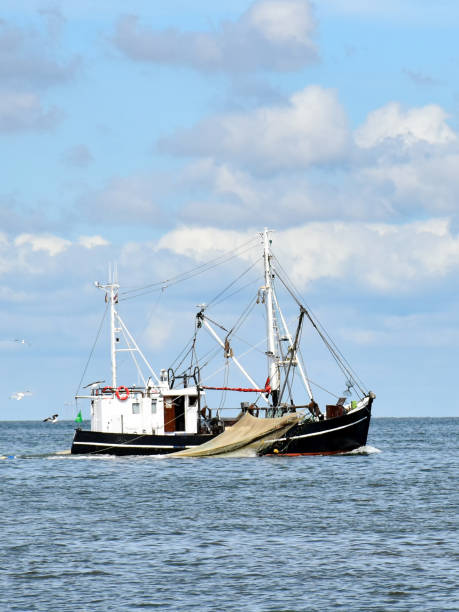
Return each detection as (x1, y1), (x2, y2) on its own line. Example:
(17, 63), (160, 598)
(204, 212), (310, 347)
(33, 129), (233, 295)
(170, 412), (301, 457)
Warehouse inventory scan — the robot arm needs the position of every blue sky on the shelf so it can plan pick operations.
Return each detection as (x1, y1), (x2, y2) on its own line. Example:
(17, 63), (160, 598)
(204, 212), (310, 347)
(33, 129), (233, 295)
(1, 0), (459, 419)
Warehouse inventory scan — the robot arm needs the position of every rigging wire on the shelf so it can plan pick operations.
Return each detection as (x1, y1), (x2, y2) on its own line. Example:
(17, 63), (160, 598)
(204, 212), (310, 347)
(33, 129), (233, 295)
(272, 257), (367, 395)
(210, 277), (260, 309)
(218, 360), (230, 415)
(195, 298), (262, 382)
(230, 330), (267, 356)
(122, 236), (257, 294)
(195, 344), (223, 375)
(296, 347), (313, 398)
(277, 308), (305, 406)
(198, 300), (324, 400)
(159, 248), (263, 383)
(119, 238), (259, 301)
(202, 314), (228, 333)
(307, 377), (341, 400)
(168, 253), (262, 379)
(226, 296), (258, 340)
(169, 331), (199, 371)
(276, 311), (297, 405)
(174, 337), (197, 374)
(273, 255), (368, 392)
(138, 286), (165, 342)
(74, 302), (109, 397)
(205, 257), (261, 310)
(199, 337), (266, 385)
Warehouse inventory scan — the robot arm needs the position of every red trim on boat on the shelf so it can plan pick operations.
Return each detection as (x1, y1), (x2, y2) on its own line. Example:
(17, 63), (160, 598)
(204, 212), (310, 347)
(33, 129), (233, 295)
(266, 450), (345, 456)
(201, 377), (271, 394)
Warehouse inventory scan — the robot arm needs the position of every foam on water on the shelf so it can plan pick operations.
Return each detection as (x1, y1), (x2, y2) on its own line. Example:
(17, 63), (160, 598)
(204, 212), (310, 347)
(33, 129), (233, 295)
(341, 444), (382, 455)
(5, 444), (382, 460)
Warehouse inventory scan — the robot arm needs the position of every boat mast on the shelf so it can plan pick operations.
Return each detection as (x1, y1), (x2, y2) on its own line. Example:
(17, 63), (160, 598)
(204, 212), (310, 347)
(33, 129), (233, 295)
(108, 265), (119, 389)
(95, 266), (119, 389)
(95, 268), (163, 389)
(262, 228), (280, 405)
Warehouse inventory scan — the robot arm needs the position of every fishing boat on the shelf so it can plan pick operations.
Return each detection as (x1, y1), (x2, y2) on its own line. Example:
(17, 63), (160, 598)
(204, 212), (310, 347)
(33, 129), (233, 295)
(71, 229), (374, 456)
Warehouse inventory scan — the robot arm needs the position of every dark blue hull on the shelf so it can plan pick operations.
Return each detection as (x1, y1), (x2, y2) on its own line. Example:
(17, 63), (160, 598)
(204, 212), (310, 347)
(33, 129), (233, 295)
(259, 404), (372, 455)
(71, 402), (371, 456)
(71, 429), (216, 455)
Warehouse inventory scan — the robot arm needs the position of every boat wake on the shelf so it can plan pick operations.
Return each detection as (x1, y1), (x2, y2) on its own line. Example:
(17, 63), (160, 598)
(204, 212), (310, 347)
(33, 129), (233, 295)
(341, 445), (381, 455)
(3, 446), (381, 461)
(49, 452), (169, 461)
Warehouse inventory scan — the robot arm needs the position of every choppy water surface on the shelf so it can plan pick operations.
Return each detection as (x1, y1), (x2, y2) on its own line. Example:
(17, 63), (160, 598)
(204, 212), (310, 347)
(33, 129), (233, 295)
(1, 418), (458, 611)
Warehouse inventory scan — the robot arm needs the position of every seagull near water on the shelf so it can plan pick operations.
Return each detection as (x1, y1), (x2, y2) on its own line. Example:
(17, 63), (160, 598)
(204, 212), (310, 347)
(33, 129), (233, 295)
(10, 391), (32, 401)
(43, 414), (58, 423)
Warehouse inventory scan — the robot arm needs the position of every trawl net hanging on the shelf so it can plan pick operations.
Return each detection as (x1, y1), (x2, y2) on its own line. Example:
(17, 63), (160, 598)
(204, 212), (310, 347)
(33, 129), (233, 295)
(170, 412), (301, 457)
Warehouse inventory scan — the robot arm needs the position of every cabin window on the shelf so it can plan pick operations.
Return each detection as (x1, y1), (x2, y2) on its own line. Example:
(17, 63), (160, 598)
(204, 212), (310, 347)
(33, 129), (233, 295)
(132, 402), (140, 414)
(151, 399), (157, 414)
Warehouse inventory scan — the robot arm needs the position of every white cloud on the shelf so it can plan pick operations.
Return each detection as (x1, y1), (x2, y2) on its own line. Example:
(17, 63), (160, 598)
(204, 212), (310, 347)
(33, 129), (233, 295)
(179, 159), (260, 211)
(359, 153), (459, 216)
(156, 219), (459, 293)
(0, 233), (111, 282)
(178, 156), (408, 227)
(153, 92), (459, 225)
(161, 86), (349, 172)
(78, 235), (110, 249)
(276, 218), (459, 291)
(14, 233), (71, 256)
(114, 0), (317, 73)
(355, 102), (456, 148)
(0, 232), (70, 277)
(247, 0), (315, 44)
(156, 227), (255, 262)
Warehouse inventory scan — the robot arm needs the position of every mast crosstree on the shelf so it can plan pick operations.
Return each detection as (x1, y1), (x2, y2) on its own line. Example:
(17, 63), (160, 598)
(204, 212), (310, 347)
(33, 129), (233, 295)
(260, 228), (314, 407)
(95, 265), (160, 390)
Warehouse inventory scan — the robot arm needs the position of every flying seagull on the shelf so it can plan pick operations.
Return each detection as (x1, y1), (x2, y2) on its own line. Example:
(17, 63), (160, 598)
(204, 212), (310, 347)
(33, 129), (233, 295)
(10, 391), (32, 401)
(14, 339), (31, 346)
(43, 414), (58, 423)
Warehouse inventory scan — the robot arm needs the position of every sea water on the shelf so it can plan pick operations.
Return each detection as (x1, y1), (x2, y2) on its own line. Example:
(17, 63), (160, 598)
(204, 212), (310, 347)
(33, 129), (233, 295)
(0, 418), (457, 611)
